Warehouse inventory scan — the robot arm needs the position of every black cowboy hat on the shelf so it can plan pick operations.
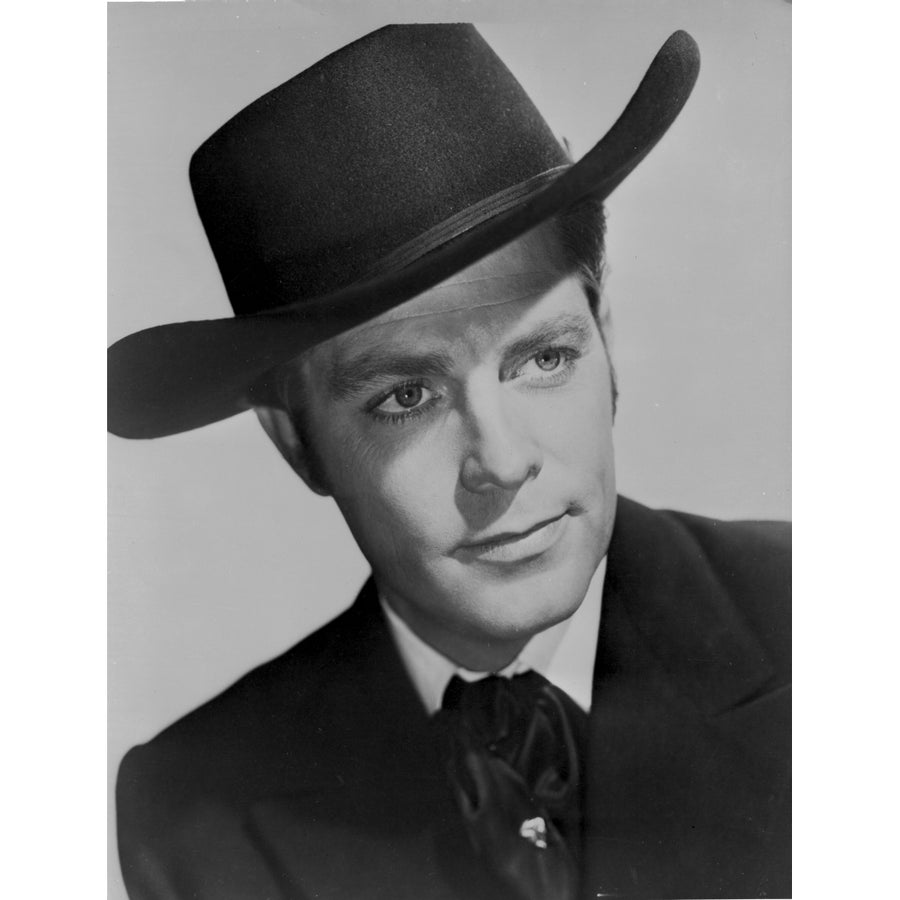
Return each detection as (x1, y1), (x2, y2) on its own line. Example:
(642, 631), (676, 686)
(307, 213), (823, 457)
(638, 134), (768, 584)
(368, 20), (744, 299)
(108, 25), (700, 439)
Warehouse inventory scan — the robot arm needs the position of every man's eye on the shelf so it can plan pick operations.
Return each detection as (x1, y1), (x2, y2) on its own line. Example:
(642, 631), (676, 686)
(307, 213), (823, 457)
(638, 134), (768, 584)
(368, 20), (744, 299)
(374, 383), (433, 415)
(512, 345), (581, 384)
(393, 384), (424, 408)
(534, 348), (563, 372)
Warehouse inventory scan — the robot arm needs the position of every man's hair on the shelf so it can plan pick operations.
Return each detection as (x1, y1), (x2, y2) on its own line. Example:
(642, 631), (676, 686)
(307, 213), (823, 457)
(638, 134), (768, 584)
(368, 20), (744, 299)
(252, 196), (616, 475)
(557, 195), (607, 311)
(555, 195), (615, 374)
(553, 194), (618, 412)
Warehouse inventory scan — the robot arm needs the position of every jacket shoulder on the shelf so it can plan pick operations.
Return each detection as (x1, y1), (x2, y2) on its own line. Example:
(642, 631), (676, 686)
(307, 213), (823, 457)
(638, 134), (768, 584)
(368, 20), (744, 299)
(663, 504), (791, 573)
(612, 496), (791, 678)
(116, 596), (369, 873)
(665, 504), (790, 658)
(119, 593), (364, 774)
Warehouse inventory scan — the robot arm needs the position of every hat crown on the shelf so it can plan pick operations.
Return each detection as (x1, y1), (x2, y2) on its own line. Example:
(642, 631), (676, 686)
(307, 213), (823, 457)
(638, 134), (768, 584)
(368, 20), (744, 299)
(189, 24), (568, 316)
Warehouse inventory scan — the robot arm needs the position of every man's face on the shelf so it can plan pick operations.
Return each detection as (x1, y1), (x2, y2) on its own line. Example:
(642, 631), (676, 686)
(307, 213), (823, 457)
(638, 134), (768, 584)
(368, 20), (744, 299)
(288, 226), (617, 669)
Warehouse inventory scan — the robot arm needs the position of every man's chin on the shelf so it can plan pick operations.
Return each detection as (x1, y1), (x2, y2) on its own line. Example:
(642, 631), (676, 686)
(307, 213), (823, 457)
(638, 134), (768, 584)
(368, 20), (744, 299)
(464, 581), (589, 643)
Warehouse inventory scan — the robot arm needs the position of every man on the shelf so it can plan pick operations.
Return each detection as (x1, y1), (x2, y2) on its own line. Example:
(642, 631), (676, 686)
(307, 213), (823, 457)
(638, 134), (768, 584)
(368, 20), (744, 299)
(111, 21), (790, 900)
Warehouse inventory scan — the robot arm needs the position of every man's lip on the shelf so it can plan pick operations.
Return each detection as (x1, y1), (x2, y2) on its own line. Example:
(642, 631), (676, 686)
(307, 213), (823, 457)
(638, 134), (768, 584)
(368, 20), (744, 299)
(459, 512), (568, 551)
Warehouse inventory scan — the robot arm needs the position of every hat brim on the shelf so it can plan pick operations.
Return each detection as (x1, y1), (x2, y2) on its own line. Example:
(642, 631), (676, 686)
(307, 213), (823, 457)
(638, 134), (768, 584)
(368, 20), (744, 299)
(108, 30), (700, 439)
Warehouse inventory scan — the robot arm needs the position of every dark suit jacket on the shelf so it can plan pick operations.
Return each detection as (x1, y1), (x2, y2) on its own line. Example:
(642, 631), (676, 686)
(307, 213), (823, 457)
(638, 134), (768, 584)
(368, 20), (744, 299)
(117, 497), (791, 899)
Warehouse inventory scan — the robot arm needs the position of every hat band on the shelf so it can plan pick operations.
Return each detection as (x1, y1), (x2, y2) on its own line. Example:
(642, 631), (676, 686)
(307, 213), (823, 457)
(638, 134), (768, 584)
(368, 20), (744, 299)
(361, 165), (570, 281)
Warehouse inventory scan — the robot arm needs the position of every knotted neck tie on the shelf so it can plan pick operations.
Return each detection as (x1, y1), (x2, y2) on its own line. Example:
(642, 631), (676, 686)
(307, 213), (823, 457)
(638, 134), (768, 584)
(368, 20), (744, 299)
(432, 670), (587, 900)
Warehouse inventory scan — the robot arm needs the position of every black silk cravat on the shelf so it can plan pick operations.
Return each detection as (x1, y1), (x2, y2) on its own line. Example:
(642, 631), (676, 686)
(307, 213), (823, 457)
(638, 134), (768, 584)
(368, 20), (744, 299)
(433, 671), (587, 900)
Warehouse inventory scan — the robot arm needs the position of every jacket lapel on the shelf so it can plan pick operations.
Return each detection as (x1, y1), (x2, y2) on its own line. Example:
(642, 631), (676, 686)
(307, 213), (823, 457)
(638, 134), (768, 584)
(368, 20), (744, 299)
(582, 498), (788, 898)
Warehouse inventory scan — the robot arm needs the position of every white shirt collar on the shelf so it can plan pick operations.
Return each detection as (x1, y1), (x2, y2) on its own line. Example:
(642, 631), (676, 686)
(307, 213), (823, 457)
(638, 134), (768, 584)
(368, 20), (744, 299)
(379, 557), (605, 715)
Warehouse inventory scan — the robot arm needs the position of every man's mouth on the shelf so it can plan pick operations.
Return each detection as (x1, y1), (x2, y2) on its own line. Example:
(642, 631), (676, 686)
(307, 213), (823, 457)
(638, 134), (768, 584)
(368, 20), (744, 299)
(456, 512), (570, 563)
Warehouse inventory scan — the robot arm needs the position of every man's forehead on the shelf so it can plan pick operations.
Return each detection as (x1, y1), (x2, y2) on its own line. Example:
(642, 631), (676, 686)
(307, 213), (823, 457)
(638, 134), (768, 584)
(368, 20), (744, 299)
(291, 222), (582, 393)
(349, 269), (568, 337)
(313, 222), (572, 357)
(298, 277), (594, 407)
(373, 222), (568, 323)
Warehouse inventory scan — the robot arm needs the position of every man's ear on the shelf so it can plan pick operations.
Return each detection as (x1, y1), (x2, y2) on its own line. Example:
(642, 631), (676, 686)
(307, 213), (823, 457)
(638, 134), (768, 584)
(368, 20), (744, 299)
(253, 405), (331, 496)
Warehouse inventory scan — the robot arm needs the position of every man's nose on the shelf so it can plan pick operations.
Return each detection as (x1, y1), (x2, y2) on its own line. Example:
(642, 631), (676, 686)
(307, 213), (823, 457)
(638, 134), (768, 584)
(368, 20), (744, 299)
(458, 388), (543, 494)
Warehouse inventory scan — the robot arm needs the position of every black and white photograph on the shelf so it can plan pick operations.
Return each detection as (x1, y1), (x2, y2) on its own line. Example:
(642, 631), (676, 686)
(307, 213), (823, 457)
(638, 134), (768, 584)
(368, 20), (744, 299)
(108, 1), (791, 897)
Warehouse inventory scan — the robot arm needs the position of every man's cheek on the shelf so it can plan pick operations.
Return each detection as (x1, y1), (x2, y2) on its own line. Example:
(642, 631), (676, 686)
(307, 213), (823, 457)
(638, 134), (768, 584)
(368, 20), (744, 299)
(380, 435), (457, 505)
(383, 483), (458, 552)
(562, 383), (613, 452)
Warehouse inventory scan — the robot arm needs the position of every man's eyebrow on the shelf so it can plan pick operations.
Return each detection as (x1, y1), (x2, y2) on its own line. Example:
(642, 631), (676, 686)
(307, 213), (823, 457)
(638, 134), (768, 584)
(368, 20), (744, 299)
(326, 313), (595, 399)
(500, 313), (596, 363)
(327, 348), (455, 399)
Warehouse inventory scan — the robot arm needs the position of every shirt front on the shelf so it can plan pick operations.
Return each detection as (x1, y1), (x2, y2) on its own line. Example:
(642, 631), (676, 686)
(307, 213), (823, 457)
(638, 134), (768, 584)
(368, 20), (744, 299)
(380, 557), (606, 715)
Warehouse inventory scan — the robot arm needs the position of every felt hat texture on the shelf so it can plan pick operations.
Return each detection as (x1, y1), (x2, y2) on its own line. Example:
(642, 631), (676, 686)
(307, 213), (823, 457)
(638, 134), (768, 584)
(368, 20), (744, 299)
(108, 24), (700, 439)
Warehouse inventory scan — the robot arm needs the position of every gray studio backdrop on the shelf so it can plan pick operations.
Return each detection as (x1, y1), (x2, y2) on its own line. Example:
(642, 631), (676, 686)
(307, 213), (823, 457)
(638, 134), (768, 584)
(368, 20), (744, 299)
(108, 0), (789, 893)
